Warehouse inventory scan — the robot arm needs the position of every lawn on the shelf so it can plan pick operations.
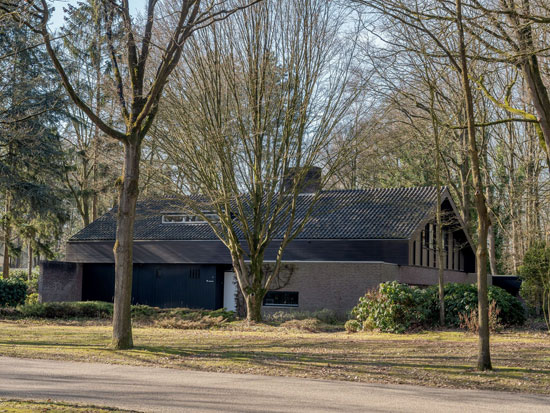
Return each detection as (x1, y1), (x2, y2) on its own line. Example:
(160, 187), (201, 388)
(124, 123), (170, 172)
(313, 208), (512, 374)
(0, 399), (137, 412)
(0, 320), (548, 394)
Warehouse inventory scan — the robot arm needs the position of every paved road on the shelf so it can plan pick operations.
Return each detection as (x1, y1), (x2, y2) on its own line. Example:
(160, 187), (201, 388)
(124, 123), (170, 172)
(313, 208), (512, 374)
(0, 356), (548, 412)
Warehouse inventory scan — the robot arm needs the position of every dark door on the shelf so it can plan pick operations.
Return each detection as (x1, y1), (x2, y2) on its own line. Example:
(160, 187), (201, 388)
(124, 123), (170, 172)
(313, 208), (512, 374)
(186, 265), (217, 309)
(154, 265), (186, 308)
(82, 264), (115, 302)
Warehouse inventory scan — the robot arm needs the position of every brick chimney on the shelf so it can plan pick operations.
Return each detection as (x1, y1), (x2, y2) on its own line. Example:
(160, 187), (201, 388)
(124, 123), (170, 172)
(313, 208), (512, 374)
(283, 166), (322, 193)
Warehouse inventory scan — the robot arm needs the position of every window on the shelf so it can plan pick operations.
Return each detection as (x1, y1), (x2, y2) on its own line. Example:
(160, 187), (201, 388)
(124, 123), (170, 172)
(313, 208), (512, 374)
(162, 212), (219, 224)
(263, 291), (299, 307)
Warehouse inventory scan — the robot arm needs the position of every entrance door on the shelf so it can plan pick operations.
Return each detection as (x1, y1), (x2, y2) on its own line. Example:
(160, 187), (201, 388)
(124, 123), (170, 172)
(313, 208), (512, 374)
(223, 272), (237, 311)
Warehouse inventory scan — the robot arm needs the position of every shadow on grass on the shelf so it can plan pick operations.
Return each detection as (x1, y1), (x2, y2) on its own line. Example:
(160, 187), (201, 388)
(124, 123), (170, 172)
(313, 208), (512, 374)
(2, 331), (550, 392)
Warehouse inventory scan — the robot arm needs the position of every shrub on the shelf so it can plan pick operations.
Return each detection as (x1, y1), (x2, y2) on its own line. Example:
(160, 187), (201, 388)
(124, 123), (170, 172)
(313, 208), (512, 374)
(458, 300), (502, 333)
(166, 307), (236, 322)
(25, 293), (39, 305)
(518, 242), (550, 329)
(344, 319), (361, 333)
(206, 308), (236, 321)
(425, 283), (525, 327)
(0, 278), (27, 307)
(487, 285), (525, 326)
(131, 304), (156, 318)
(350, 282), (525, 333)
(425, 283), (478, 327)
(264, 309), (341, 324)
(10, 268), (40, 294)
(18, 301), (113, 319)
(351, 281), (435, 333)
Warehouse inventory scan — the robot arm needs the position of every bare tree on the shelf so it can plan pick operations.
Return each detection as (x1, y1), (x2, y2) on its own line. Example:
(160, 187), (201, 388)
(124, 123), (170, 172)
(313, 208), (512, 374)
(3, 0), (260, 348)
(459, 0), (550, 160)
(352, 0), (493, 370)
(156, 0), (360, 321)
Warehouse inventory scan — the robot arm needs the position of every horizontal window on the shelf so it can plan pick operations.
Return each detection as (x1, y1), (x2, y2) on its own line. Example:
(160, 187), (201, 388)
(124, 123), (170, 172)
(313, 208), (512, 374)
(162, 213), (219, 224)
(263, 291), (299, 307)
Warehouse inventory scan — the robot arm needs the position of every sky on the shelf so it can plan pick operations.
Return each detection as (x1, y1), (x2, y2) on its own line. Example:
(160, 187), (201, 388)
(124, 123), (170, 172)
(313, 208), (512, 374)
(50, 0), (146, 29)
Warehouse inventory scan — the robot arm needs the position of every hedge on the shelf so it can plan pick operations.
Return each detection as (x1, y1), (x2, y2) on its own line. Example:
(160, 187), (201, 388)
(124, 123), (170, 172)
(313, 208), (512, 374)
(18, 301), (114, 318)
(0, 278), (27, 307)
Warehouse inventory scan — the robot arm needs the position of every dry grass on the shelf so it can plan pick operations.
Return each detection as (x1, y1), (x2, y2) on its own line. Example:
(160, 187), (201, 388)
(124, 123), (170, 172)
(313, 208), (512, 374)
(0, 399), (137, 412)
(0, 320), (548, 394)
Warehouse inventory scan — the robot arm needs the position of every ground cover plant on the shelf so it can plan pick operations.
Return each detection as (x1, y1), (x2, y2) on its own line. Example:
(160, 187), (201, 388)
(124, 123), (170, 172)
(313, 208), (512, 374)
(0, 320), (547, 395)
(0, 301), (237, 330)
(0, 301), (345, 332)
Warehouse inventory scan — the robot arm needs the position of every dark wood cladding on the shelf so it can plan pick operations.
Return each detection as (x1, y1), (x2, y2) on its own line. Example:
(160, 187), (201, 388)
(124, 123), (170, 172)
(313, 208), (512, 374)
(66, 239), (410, 265)
(82, 263), (224, 309)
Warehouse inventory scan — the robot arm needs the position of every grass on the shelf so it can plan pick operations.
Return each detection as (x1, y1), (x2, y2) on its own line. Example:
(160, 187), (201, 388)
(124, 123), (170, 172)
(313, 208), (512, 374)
(0, 319), (548, 395)
(0, 399), (138, 412)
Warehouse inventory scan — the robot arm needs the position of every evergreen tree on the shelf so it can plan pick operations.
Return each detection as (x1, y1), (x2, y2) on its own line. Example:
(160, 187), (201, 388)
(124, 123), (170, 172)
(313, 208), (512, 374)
(0, 19), (67, 278)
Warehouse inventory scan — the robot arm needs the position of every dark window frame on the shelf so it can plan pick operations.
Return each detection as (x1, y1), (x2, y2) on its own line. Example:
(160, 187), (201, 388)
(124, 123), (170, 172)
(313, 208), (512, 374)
(263, 291), (299, 307)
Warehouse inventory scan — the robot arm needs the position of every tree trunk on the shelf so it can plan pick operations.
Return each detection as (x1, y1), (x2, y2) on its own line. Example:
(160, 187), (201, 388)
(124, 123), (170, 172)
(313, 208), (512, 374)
(459, 129), (471, 229)
(520, 54), (550, 157)
(456, 0), (492, 371)
(27, 242), (33, 282)
(245, 294), (263, 323)
(111, 139), (141, 349)
(488, 224), (497, 275)
(436, 197), (445, 327)
(432, 88), (445, 326)
(2, 193), (11, 279)
(82, 194), (91, 227)
(485, 175), (497, 276)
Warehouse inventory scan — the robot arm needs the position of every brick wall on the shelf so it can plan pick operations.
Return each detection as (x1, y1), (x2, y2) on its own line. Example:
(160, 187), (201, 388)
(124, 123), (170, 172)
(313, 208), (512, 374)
(262, 262), (478, 316)
(398, 265), (477, 285)
(262, 262), (400, 316)
(39, 261), (83, 303)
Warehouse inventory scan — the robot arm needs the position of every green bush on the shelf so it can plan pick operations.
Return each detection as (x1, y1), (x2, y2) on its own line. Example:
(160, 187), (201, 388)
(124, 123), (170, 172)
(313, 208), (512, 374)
(487, 285), (525, 326)
(351, 282), (525, 333)
(166, 307), (236, 322)
(351, 281), (435, 333)
(0, 278), (27, 307)
(25, 293), (39, 305)
(424, 283), (525, 327)
(344, 319), (361, 333)
(425, 283), (478, 327)
(131, 304), (156, 318)
(10, 268), (40, 294)
(7, 301), (237, 322)
(264, 308), (341, 324)
(18, 301), (113, 318)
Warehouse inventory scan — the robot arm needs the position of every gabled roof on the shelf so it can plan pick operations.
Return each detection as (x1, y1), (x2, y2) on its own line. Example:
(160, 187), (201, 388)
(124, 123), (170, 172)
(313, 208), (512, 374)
(69, 186), (444, 242)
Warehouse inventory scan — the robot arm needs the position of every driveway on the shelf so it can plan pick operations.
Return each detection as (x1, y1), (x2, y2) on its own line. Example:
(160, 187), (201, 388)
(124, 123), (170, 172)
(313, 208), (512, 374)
(0, 356), (548, 412)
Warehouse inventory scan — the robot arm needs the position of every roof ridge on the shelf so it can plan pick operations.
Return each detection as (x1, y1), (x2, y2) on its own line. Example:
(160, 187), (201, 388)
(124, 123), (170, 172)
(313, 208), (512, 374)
(320, 185), (443, 194)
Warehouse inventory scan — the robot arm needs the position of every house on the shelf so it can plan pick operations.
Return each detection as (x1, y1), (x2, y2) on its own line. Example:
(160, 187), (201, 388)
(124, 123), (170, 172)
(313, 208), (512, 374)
(40, 186), (477, 315)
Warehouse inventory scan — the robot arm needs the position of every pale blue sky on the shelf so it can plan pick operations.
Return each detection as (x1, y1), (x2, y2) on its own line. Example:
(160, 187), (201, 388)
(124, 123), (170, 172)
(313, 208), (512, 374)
(50, 0), (146, 29)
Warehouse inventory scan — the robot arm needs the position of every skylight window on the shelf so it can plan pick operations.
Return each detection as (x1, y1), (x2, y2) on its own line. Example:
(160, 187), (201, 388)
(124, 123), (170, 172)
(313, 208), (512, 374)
(161, 213), (219, 224)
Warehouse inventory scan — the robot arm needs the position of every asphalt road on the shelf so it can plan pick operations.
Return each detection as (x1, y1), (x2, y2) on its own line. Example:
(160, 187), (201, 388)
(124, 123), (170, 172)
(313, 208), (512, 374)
(0, 356), (548, 412)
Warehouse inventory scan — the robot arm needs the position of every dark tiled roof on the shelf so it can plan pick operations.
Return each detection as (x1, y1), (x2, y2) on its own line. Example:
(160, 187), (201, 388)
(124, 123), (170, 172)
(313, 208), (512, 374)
(69, 187), (441, 241)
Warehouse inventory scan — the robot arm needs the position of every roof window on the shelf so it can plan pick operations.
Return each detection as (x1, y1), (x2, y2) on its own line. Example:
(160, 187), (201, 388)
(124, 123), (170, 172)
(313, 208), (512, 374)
(161, 213), (219, 224)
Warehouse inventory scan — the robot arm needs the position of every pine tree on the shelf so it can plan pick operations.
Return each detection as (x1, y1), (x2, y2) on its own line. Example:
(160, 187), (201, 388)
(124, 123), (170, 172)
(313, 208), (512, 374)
(0, 19), (67, 278)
